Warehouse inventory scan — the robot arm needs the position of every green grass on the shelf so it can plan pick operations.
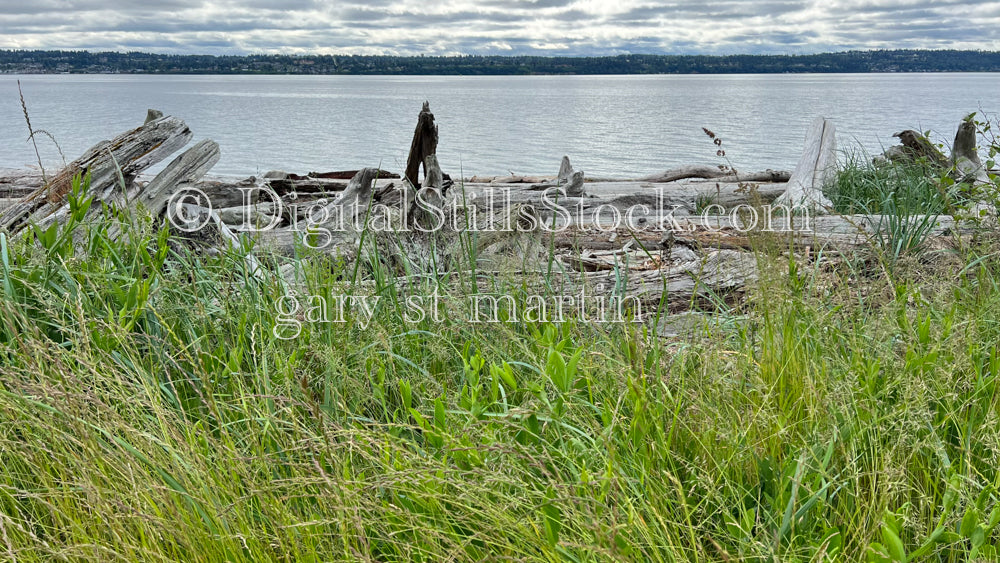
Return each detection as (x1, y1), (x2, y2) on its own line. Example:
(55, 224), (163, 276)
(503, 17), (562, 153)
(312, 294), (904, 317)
(824, 152), (962, 216)
(2, 173), (1000, 562)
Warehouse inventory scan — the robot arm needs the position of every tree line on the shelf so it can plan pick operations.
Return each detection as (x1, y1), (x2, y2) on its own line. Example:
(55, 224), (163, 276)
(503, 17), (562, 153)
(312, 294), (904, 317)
(3, 49), (1000, 75)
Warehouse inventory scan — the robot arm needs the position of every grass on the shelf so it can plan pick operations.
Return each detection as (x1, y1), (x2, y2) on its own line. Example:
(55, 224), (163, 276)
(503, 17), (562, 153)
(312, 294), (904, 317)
(823, 152), (984, 272)
(1, 171), (1000, 562)
(824, 152), (958, 216)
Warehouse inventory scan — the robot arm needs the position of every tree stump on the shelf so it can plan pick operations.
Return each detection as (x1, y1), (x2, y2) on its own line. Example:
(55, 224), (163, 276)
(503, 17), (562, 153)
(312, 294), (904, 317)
(774, 116), (836, 211)
(404, 101), (439, 189)
(951, 119), (989, 184)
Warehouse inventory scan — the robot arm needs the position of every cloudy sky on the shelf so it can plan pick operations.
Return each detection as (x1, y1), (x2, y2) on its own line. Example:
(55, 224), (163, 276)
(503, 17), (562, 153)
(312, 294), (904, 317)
(0, 0), (998, 56)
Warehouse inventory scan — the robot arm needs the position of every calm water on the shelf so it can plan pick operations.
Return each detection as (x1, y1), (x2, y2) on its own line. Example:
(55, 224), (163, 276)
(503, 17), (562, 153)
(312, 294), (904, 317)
(1, 74), (998, 178)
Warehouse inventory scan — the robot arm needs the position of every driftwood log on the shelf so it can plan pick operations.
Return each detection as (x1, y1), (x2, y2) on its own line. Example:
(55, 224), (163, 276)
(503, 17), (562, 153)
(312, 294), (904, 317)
(404, 101), (439, 189)
(640, 165), (791, 184)
(893, 130), (950, 168)
(0, 115), (193, 233)
(529, 156), (587, 197)
(133, 139), (221, 217)
(951, 119), (990, 184)
(774, 116), (836, 211)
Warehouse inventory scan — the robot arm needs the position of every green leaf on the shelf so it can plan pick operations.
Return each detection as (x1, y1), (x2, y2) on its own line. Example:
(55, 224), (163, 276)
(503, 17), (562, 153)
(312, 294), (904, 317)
(542, 486), (561, 547)
(434, 397), (446, 429)
(546, 346), (569, 393)
(724, 512), (745, 540)
(820, 527), (842, 557)
(971, 525), (986, 549)
(868, 542), (891, 563)
(960, 507), (979, 538)
(881, 523), (906, 562)
(496, 362), (516, 391)
(988, 504), (1000, 530)
(935, 531), (961, 544)
(399, 380), (412, 412)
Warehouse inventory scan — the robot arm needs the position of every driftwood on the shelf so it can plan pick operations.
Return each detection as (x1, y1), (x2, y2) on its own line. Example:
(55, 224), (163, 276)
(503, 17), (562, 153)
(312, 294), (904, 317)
(529, 156), (587, 197)
(144, 109), (164, 124)
(263, 169), (398, 195)
(192, 177), (261, 208)
(404, 102), (439, 189)
(173, 203), (264, 280)
(0, 169), (43, 197)
(544, 249), (756, 310)
(639, 165), (790, 184)
(304, 169), (399, 180)
(951, 120), (990, 184)
(468, 175), (549, 184)
(894, 130), (949, 168)
(331, 167), (378, 211)
(558, 156), (586, 197)
(8, 107), (989, 324)
(133, 139), (221, 217)
(774, 117), (836, 211)
(0, 114), (193, 233)
(267, 177), (347, 196)
(358, 247), (757, 316)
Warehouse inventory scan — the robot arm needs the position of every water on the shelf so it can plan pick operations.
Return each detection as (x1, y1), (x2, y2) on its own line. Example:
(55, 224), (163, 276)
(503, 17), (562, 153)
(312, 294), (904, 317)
(1, 73), (997, 178)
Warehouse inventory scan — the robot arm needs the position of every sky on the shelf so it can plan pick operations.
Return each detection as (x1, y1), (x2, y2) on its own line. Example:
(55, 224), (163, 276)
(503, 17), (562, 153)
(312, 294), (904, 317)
(0, 0), (998, 56)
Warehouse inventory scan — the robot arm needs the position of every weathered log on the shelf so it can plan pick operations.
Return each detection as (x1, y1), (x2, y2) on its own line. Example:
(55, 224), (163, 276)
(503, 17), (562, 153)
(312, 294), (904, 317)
(193, 177), (261, 208)
(174, 203), (264, 280)
(558, 156), (586, 197)
(333, 168), (378, 211)
(469, 175), (549, 184)
(267, 177), (348, 196)
(290, 167), (382, 253)
(951, 119), (990, 184)
(0, 114), (193, 233)
(639, 165), (729, 183)
(306, 169), (399, 180)
(0, 169), (43, 198)
(544, 249), (757, 310)
(529, 156), (586, 196)
(717, 169), (791, 183)
(217, 203), (281, 229)
(557, 156), (573, 184)
(894, 130), (949, 168)
(404, 101), (439, 189)
(423, 154), (444, 192)
(560, 255), (615, 272)
(774, 117), (836, 211)
(639, 165), (790, 184)
(133, 139), (221, 217)
(408, 156), (445, 231)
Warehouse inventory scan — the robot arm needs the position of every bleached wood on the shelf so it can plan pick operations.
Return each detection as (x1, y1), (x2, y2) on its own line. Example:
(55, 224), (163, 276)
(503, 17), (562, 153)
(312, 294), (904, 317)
(773, 117), (836, 211)
(0, 115), (193, 233)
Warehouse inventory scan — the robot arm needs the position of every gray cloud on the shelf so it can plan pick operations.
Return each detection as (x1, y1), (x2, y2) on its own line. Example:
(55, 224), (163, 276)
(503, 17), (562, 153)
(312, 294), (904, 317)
(0, 0), (998, 55)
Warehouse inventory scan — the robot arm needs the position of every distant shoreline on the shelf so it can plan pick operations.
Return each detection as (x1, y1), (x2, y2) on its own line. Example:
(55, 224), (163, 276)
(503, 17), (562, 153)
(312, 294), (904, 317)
(3, 49), (1000, 75)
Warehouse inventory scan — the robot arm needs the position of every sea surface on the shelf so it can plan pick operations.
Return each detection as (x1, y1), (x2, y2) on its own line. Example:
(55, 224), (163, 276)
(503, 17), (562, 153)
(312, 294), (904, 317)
(1, 73), (998, 178)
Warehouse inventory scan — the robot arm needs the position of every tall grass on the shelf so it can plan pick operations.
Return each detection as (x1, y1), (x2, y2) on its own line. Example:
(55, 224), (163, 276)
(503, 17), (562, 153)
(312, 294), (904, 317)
(824, 153), (975, 271)
(823, 152), (977, 217)
(1, 173), (999, 561)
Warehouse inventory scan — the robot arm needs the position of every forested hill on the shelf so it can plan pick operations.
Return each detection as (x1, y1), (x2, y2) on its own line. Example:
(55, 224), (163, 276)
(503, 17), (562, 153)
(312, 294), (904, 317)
(3, 49), (1000, 75)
